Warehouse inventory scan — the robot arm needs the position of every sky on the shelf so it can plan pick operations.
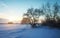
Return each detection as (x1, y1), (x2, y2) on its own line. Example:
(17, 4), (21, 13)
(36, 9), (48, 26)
(0, 0), (60, 22)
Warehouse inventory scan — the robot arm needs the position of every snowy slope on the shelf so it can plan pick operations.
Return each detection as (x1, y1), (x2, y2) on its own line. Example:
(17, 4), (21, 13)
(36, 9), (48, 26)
(0, 28), (60, 38)
(0, 24), (60, 38)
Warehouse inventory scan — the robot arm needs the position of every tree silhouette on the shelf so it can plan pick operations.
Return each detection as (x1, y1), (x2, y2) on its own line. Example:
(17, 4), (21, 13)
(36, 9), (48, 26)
(53, 2), (60, 20)
(22, 8), (45, 27)
(21, 2), (60, 28)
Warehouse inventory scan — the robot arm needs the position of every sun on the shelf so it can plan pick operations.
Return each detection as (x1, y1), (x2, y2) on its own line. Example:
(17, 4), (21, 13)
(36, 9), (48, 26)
(38, 15), (46, 23)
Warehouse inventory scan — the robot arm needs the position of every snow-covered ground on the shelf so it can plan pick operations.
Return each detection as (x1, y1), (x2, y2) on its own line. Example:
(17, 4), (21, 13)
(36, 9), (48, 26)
(0, 24), (60, 38)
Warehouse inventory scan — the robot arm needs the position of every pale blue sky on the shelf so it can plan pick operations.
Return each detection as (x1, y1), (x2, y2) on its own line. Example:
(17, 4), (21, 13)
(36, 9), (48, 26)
(0, 0), (60, 21)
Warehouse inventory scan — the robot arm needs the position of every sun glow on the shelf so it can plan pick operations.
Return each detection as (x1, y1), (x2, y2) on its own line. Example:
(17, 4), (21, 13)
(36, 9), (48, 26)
(0, 15), (22, 23)
(0, 14), (22, 23)
(8, 16), (23, 23)
(8, 16), (16, 22)
(38, 16), (46, 23)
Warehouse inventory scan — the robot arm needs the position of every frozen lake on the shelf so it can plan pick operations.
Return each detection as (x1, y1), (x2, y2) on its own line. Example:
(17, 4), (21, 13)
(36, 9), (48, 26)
(0, 24), (60, 38)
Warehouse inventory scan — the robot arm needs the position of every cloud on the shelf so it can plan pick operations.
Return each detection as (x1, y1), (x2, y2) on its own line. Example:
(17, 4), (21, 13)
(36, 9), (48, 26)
(0, 1), (8, 8)
(2, 3), (8, 7)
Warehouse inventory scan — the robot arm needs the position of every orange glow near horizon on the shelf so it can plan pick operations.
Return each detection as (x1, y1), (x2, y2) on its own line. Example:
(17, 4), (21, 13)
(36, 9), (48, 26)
(0, 15), (22, 23)
(7, 16), (23, 23)
(0, 14), (46, 23)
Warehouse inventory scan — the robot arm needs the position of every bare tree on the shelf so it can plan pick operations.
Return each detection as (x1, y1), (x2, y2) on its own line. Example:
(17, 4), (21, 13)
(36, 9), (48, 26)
(53, 2), (60, 20)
